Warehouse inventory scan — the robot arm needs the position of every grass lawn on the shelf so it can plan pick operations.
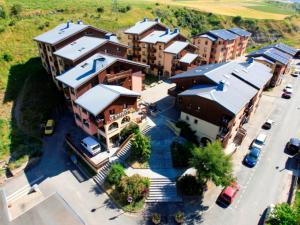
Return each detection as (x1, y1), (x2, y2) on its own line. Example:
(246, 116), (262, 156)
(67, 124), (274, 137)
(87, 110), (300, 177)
(294, 183), (300, 223)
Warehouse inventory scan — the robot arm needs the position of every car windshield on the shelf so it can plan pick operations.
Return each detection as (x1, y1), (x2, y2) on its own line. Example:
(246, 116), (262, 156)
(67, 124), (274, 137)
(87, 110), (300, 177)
(222, 194), (231, 202)
(249, 151), (259, 158)
(45, 126), (52, 130)
(255, 139), (263, 145)
(92, 145), (100, 151)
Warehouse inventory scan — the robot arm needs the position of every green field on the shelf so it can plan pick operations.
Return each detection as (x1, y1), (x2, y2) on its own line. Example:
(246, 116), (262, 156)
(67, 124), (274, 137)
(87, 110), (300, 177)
(0, 0), (299, 174)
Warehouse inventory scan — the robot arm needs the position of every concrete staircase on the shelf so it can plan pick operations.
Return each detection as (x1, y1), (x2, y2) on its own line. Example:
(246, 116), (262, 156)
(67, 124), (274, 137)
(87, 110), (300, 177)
(93, 161), (112, 186)
(141, 124), (153, 135)
(146, 177), (182, 203)
(116, 141), (132, 163)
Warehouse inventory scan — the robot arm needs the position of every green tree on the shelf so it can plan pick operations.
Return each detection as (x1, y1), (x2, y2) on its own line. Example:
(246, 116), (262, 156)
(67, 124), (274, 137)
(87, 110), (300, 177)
(268, 203), (297, 225)
(0, 5), (6, 19)
(131, 131), (151, 162)
(119, 174), (150, 202)
(189, 141), (234, 186)
(106, 163), (125, 186)
(10, 4), (22, 17)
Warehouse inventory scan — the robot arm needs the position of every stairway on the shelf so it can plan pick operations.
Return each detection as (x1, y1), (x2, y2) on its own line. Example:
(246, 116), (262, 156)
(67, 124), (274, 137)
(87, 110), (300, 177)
(141, 124), (153, 135)
(146, 177), (182, 203)
(116, 141), (132, 163)
(93, 161), (112, 186)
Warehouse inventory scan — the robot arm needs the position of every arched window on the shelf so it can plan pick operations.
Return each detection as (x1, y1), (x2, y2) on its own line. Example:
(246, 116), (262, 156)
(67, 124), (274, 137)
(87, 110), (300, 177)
(121, 116), (130, 124)
(200, 137), (211, 147)
(108, 122), (118, 131)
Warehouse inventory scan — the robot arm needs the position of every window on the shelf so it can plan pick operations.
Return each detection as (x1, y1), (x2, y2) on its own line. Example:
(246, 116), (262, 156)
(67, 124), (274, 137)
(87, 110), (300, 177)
(82, 108), (88, 114)
(47, 45), (51, 51)
(70, 88), (75, 95)
(186, 115), (189, 121)
(159, 45), (162, 50)
(194, 119), (198, 124)
(187, 103), (192, 109)
(178, 97), (182, 103)
(83, 119), (89, 127)
(117, 47), (120, 52)
(49, 56), (53, 62)
(75, 113), (81, 121)
(205, 41), (208, 45)
(196, 106), (200, 111)
(109, 109), (115, 115)
(123, 104), (128, 109)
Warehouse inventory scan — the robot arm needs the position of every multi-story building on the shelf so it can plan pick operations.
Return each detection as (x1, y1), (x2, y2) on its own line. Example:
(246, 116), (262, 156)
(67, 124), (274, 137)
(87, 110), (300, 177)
(163, 41), (206, 77)
(124, 18), (166, 61)
(54, 36), (128, 75)
(139, 28), (188, 76)
(33, 20), (110, 79)
(192, 28), (251, 64)
(74, 84), (140, 149)
(169, 60), (272, 148)
(246, 43), (296, 86)
(56, 53), (148, 103)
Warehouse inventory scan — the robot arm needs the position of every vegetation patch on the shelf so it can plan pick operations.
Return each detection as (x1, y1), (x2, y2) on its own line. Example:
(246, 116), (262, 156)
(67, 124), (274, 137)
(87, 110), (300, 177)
(177, 174), (205, 196)
(171, 140), (194, 168)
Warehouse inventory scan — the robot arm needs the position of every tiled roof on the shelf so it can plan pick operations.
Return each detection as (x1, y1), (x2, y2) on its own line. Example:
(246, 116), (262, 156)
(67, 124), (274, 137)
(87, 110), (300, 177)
(228, 27), (251, 37)
(124, 18), (163, 35)
(75, 84), (140, 116)
(164, 41), (189, 54)
(56, 53), (148, 88)
(140, 29), (180, 44)
(247, 47), (292, 65)
(208, 29), (238, 41)
(179, 53), (199, 64)
(34, 21), (91, 45)
(268, 43), (298, 56)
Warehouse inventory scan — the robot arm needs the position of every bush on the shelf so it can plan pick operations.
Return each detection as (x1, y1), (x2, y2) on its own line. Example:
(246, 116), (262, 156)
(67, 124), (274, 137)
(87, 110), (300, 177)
(176, 120), (198, 144)
(9, 20), (16, 26)
(10, 4), (22, 17)
(0, 5), (6, 19)
(131, 132), (151, 162)
(0, 26), (5, 33)
(268, 203), (298, 225)
(3, 53), (13, 62)
(232, 16), (242, 24)
(120, 122), (139, 142)
(118, 5), (131, 13)
(119, 174), (150, 203)
(177, 175), (204, 196)
(96, 7), (104, 13)
(107, 163), (125, 186)
(171, 141), (194, 168)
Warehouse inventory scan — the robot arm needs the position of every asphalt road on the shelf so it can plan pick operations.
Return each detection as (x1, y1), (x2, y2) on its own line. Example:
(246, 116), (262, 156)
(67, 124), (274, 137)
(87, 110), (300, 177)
(202, 74), (300, 225)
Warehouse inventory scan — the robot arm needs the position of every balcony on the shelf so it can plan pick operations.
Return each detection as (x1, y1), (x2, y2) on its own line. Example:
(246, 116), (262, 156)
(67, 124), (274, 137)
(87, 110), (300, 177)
(244, 104), (254, 115)
(108, 108), (134, 123)
(106, 69), (132, 83)
(168, 86), (178, 97)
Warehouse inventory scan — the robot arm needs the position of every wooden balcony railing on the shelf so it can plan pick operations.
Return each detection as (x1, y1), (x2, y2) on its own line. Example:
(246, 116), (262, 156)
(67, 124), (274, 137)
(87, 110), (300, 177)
(106, 69), (132, 83)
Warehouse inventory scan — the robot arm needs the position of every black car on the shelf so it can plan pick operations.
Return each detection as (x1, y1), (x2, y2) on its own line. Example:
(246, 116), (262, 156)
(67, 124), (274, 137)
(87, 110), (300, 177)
(286, 138), (300, 154)
(262, 120), (273, 130)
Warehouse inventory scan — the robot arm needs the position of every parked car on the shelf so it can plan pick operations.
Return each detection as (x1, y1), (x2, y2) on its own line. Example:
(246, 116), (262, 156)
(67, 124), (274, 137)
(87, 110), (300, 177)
(261, 204), (275, 224)
(284, 84), (293, 94)
(251, 133), (267, 149)
(81, 137), (102, 156)
(292, 68), (300, 77)
(217, 183), (240, 206)
(244, 147), (261, 167)
(282, 91), (292, 99)
(286, 138), (300, 154)
(44, 119), (55, 135)
(262, 119), (274, 130)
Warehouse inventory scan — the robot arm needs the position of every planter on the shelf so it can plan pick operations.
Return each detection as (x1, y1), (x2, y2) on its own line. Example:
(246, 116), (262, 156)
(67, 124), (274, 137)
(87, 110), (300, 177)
(175, 211), (184, 224)
(152, 213), (161, 224)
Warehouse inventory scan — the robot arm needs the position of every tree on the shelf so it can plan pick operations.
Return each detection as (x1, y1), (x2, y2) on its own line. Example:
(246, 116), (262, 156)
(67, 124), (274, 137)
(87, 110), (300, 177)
(232, 16), (242, 24)
(106, 163), (125, 186)
(189, 141), (234, 186)
(10, 4), (22, 17)
(119, 174), (149, 202)
(268, 203), (297, 225)
(131, 131), (151, 162)
(96, 7), (104, 13)
(0, 5), (6, 19)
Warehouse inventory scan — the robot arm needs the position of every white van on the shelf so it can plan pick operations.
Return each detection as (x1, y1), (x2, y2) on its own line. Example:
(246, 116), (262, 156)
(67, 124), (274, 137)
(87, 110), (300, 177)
(293, 67), (300, 77)
(251, 133), (267, 149)
(81, 137), (101, 156)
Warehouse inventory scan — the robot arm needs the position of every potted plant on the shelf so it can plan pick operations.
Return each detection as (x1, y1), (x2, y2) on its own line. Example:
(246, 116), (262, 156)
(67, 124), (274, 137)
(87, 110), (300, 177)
(152, 213), (161, 224)
(175, 211), (184, 224)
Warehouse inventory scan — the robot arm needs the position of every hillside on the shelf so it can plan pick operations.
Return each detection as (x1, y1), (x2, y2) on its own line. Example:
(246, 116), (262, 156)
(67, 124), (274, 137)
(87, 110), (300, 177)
(0, 0), (299, 175)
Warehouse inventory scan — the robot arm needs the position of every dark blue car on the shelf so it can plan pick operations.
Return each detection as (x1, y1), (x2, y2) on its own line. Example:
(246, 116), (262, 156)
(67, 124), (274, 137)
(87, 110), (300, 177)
(244, 147), (261, 167)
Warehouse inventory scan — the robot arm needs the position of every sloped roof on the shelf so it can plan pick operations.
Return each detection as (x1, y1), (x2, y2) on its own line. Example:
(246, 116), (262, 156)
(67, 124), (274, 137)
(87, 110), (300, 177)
(33, 21), (107, 45)
(179, 53), (199, 64)
(164, 41), (189, 54)
(56, 53), (148, 88)
(228, 27), (251, 37)
(269, 43), (298, 56)
(124, 18), (163, 35)
(140, 29), (180, 44)
(75, 85), (140, 116)
(247, 47), (292, 65)
(208, 29), (238, 41)
(199, 34), (217, 41)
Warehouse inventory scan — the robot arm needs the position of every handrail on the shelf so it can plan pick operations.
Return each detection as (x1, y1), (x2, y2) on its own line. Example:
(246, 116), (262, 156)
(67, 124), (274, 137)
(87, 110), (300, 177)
(114, 133), (134, 157)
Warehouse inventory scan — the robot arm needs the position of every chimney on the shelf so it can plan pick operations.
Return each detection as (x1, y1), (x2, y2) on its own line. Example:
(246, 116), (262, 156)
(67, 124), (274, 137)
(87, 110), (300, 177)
(77, 19), (83, 25)
(66, 20), (71, 28)
(154, 17), (160, 23)
(92, 57), (106, 72)
(165, 28), (170, 35)
(105, 33), (113, 39)
(173, 28), (179, 34)
(217, 80), (226, 91)
(143, 17), (148, 22)
(247, 57), (254, 65)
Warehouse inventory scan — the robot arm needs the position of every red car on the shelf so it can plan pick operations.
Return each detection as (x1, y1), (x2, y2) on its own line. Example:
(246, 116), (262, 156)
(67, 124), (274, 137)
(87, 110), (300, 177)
(217, 183), (240, 206)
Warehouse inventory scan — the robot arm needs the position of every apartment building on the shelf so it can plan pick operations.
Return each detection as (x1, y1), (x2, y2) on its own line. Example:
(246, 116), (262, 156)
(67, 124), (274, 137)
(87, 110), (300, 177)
(169, 60), (272, 147)
(56, 53), (148, 103)
(54, 36), (128, 75)
(33, 20), (109, 79)
(74, 84), (140, 149)
(246, 43), (296, 86)
(163, 41), (206, 77)
(124, 18), (166, 61)
(139, 28), (188, 76)
(193, 28), (251, 64)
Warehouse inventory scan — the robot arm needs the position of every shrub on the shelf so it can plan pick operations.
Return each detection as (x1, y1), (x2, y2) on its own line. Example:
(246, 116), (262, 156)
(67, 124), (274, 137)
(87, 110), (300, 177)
(131, 132), (151, 162)
(118, 5), (131, 13)
(119, 174), (150, 203)
(107, 163), (125, 186)
(268, 203), (297, 225)
(3, 53), (13, 62)
(177, 175), (204, 196)
(0, 5), (6, 19)
(44, 21), (50, 27)
(96, 7), (104, 13)
(120, 122), (139, 142)
(175, 211), (185, 224)
(152, 213), (161, 224)
(232, 16), (242, 24)
(171, 141), (195, 168)
(0, 26), (5, 33)
(10, 4), (22, 17)
(9, 20), (15, 26)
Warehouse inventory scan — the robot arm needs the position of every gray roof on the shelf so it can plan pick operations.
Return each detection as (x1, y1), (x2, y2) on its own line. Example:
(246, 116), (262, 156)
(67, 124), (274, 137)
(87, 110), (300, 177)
(228, 27), (251, 37)
(247, 47), (292, 65)
(199, 34), (217, 41)
(140, 29), (180, 44)
(124, 18), (163, 35)
(164, 41), (189, 54)
(56, 53), (148, 88)
(33, 21), (90, 45)
(179, 53), (199, 64)
(208, 29), (238, 41)
(75, 84), (140, 116)
(0, 189), (85, 225)
(269, 43), (298, 56)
